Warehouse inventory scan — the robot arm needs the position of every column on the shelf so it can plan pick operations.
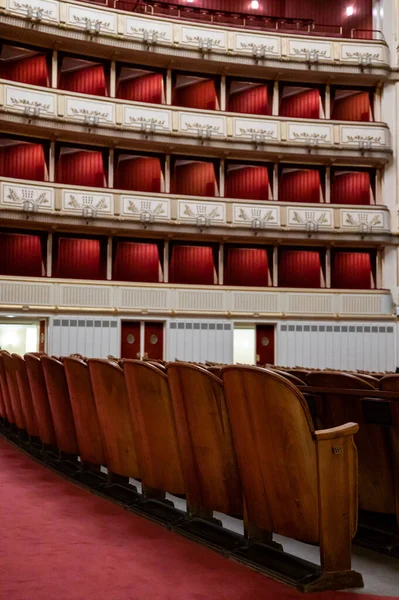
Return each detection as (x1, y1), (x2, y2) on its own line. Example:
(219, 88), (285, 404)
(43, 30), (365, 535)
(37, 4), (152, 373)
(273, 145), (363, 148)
(165, 155), (171, 193)
(273, 245), (278, 287)
(325, 167), (331, 203)
(325, 84), (331, 119)
(108, 148), (114, 189)
(49, 141), (55, 183)
(110, 60), (116, 98)
(220, 74), (227, 111)
(166, 68), (172, 105)
(272, 81), (279, 116)
(46, 233), (53, 277)
(51, 50), (58, 89)
(325, 247), (331, 288)
(273, 164), (279, 200)
(163, 240), (169, 283)
(106, 237), (112, 281)
(219, 243), (224, 285)
(219, 158), (225, 197)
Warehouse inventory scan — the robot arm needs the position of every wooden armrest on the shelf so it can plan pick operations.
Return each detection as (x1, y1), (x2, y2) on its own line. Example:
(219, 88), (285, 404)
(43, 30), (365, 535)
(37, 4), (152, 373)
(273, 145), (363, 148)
(314, 422), (359, 441)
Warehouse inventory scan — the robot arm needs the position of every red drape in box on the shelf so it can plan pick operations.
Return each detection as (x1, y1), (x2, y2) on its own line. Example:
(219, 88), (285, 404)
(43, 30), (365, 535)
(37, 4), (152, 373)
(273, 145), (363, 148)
(0, 143), (46, 181)
(331, 172), (371, 205)
(55, 238), (104, 280)
(56, 150), (105, 187)
(0, 233), (44, 277)
(279, 250), (321, 288)
(331, 252), (372, 289)
(331, 92), (371, 122)
(228, 85), (270, 115)
(113, 242), (160, 283)
(225, 248), (269, 287)
(117, 73), (163, 104)
(279, 89), (320, 119)
(226, 166), (269, 200)
(169, 245), (215, 285)
(59, 65), (107, 96)
(0, 54), (48, 87)
(115, 157), (162, 192)
(174, 79), (217, 110)
(279, 169), (320, 203)
(172, 162), (216, 197)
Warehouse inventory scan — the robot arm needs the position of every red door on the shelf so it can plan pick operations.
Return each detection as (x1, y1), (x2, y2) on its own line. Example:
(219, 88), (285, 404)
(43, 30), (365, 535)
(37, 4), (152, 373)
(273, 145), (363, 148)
(39, 319), (46, 353)
(256, 324), (275, 365)
(121, 322), (141, 359)
(144, 322), (164, 360)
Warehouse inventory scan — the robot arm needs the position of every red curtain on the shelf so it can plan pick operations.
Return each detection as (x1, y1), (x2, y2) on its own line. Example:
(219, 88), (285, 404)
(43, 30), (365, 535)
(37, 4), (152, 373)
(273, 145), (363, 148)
(115, 156), (162, 192)
(279, 169), (320, 203)
(225, 248), (269, 287)
(0, 233), (44, 277)
(113, 242), (160, 282)
(117, 73), (163, 104)
(0, 143), (47, 181)
(331, 91), (371, 122)
(279, 249), (321, 288)
(56, 150), (105, 187)
(226, 166), (269, 200)
(173, 79), (217, 110)
(55, 238), (104, 280)
(331, 171), (371, 205)
(0, 54), (48, 87)
(331, 252), (372, 289)
(228, 84), (270, 115)
(169, 245), (215, 285)
(172, 162), (216, 197)
(59, 65), (107, 96)
(280, 89), (320, 119)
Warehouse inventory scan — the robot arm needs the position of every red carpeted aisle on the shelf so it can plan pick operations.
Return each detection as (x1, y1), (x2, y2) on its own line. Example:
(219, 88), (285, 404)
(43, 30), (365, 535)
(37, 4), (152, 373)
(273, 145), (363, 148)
(0, 436), (392, 600)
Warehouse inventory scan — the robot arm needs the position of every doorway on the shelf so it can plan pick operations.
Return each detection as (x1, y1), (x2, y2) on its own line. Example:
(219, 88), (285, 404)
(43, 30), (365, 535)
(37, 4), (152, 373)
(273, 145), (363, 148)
(256, 324), (275, 365)
(0, 321), (40, 355)
(121, 321), (164, 359)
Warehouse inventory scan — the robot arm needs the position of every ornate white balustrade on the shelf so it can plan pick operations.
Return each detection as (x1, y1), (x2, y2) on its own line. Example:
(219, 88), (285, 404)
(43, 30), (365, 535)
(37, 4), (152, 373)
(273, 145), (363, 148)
(0, 178), (391, 235)
(0, 0), (390, 73)
(0, 82), (391, 158)
(0, 275), (393, 318)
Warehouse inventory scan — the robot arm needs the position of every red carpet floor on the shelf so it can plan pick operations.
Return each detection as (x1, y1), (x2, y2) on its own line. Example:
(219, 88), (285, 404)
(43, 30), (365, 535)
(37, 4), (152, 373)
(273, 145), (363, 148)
(0, 436), (394, 600)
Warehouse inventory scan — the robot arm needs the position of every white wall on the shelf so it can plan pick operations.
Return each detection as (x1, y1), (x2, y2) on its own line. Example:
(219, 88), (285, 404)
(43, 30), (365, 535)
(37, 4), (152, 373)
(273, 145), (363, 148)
(277, 321), (396, 371)
(233, 327), (256, 364)
(0, 323), (38, 355)
(48, 316), (119, 358)
(166, 320), (233, 363)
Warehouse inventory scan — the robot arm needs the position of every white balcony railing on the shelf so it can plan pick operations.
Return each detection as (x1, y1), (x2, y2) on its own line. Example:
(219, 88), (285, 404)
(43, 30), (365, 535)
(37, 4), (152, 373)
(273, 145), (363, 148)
(0, 0), (390, 71)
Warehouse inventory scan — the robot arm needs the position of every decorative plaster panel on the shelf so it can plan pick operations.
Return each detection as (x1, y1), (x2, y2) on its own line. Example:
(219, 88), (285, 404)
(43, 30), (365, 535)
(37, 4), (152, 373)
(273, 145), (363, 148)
(62, 190), (113, 215)
(64, 96), (115, 124)
(340, 43), (386, 63)
(121, 196), (170, 220)
(178, 200), (225, 223)
(288, 123), (333, 144)
(124, 15), (173, 43)
(287, 207), (333, 228)
(123, 105), (172, 131)
(178, 112), (226, 137)
(287, 39), (333, 60)
(340, 126), (388, 146)
(4, 85), (56, 116)
(233, 117), (279, 140)
(66, 4), (117, 34)
(180, 26), (227, 50)
(340, 209), (387, 230)
(0, 181), (54, 211)
(234, 32), (281, 56)
(7, 0), (59, 22)
(232, 203), (280, 227)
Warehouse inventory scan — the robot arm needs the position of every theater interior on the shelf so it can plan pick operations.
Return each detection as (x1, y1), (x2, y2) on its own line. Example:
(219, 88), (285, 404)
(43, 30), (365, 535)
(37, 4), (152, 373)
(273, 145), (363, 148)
(0, 0), (398, 597)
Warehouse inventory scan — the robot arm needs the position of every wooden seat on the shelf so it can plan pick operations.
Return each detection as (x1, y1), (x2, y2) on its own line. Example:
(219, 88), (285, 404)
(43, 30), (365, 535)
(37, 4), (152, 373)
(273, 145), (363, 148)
(63, 357), (106, 467)
(88, 359), (140, 480)
(0, 352), (15, 425)
(1, 352), (26, 432)
(166, 362), (242, 518)
(274, 369), (305, 387)
(354, 373), (379, 388)
(123, 360), (185, 496)
(306, 371), (396, 522)
(222, 365), (362, 591)
(12, 354), (39, 438)
(286, 369), (310, 382)
(41, 356), (79, 455)
(25, 354), (57, 446)
(380, 375), (399, 392)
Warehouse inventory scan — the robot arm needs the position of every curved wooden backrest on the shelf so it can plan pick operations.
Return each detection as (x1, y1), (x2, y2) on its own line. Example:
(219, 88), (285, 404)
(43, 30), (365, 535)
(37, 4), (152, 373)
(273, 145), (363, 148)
(206, 365), (223, 377)
(24, 354), (56, 446)
(123, 360), (185, 495)
(353, 373), (379, 388)
(2, 352), (26, 430)
(166, 362), (242, 516)
(41, 356), (79, 455)
(63, 357), (106, 466)
(222, 366), (319, 544)
(286, 369), (310, 382)
(88, 359), (140, 479)
(274, 369), (305, 387)
(0, 353), (14, 423)
(306, 370), (394, 516)
(380, 375), (399, 391)
(12, 353), (39, 437)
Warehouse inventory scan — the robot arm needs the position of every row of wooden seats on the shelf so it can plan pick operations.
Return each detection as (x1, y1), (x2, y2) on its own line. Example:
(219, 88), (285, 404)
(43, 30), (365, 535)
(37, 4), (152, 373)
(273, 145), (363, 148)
(0, 350), (363, 591)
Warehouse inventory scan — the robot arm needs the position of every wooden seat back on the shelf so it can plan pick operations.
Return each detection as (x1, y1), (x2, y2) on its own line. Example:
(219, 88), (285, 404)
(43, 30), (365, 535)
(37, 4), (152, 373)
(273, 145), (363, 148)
(88, 359), (140, 479)
(2, 352), (26, 431)
(24, 354), (56, 446)
(380, 375), (399, 392)
(63, 357), (106, 466)
(222, 365), (359, 576)
(41, 356), (79, 455)
(286, 369), (309, 382)
(274, 369), (305, 387)
(354, 373), (379, 388)
(123, 360), (185, 495)
(306, 370), (395, 516)
(0, 352), (14, 424)
(166, 362), (242, 516)
(12, 354), (39, 437)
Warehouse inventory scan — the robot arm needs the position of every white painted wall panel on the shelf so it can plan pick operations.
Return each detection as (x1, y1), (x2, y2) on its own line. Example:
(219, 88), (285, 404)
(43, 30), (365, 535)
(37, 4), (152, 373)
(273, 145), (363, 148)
(49, 317), (119, 358)
(166, 320), (233, 363)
